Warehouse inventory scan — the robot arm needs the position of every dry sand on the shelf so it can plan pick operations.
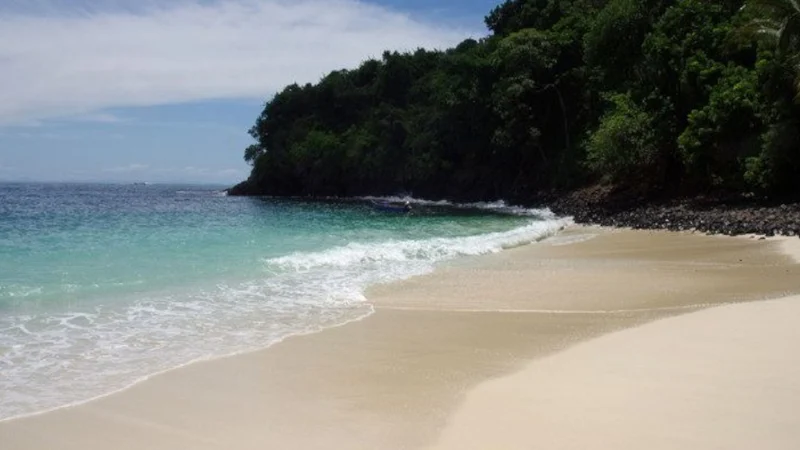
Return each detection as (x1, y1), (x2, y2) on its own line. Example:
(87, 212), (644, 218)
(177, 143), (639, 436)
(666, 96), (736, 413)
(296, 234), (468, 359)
(429, 295), (800, 450)
(1, 227), (799, 449)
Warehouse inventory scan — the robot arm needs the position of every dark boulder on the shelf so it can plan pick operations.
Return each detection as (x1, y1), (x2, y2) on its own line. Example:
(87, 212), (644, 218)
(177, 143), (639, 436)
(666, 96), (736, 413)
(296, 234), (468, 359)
(226, 180), (262, 196)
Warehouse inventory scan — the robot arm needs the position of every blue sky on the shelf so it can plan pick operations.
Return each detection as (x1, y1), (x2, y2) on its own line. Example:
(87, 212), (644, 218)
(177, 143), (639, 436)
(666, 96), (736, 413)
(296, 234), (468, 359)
(0, 0), (498, 184)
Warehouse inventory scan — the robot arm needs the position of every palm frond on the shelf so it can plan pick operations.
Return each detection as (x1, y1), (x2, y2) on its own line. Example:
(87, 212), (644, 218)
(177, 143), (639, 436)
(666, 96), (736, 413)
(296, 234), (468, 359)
(739, 19), (782, 41)
(746, 0), (800, 17)
(778, 12), (800, 51)
(744, 18), (782, 32)
(742, 0), (800, 51)
(794, 71), (800, 102)
(744, 0), (800, 102)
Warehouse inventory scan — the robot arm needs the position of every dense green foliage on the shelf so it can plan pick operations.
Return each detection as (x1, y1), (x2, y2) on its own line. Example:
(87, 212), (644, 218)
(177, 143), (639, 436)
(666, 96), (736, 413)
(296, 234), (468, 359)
(239, 0), (800, 201)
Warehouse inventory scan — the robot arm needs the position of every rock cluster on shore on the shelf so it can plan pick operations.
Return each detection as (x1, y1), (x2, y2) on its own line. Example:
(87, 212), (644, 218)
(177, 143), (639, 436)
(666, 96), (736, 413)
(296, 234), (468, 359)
(545, 188), (800, 238)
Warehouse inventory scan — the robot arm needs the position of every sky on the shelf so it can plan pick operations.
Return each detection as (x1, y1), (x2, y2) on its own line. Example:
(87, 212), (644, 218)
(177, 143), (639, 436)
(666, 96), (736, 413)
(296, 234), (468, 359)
(0, 0), (499, 184)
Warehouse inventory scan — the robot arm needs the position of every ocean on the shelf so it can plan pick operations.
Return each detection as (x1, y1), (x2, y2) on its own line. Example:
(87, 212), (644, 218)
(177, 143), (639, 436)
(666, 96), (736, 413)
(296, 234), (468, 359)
(0, 183), (569, 421)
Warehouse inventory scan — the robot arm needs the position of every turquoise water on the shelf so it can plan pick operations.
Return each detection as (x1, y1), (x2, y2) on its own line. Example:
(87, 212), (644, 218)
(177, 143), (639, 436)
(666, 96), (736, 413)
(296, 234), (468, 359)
(0, 183), (569, 420)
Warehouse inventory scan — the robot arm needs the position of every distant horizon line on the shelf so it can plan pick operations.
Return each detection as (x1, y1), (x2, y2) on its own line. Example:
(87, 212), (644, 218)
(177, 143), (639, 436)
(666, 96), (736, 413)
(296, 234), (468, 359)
(0, 180), (235, 186)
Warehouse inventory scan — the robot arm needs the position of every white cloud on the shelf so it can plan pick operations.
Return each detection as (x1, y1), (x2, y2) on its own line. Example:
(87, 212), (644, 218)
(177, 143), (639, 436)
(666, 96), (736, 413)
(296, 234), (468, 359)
(154, 166), (242, 175)
(101, 165), (245, 182)
(0, 0), (475, 125)
(67, 112), (126, 123)
(217, 168), (244, 177)
(103, 163), (149, 172)
(150, 165), (245, 177)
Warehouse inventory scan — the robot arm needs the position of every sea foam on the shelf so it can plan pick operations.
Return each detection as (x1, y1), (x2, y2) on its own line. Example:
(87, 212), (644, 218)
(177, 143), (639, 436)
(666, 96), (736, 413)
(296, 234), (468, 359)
(0, 199), (570, 422)
(269, 216), (570, 271)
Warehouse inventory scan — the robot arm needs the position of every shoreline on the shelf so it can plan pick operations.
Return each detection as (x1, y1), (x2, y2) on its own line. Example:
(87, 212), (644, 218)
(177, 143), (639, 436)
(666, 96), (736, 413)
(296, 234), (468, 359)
(2, 226), (799, 449)
(0, 305), (376, 425)
(0, 211), (568, 424)
(225, 188), (800, 238)
(0, 214), (568, 423)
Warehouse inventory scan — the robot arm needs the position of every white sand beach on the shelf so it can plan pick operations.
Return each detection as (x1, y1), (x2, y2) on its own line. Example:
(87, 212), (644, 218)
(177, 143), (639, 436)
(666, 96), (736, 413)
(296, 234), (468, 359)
(2, 227), (799, 449)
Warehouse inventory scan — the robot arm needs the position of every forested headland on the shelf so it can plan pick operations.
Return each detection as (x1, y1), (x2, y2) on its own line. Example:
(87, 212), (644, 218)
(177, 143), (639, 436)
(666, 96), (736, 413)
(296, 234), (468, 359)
(230, 0), (800, 230)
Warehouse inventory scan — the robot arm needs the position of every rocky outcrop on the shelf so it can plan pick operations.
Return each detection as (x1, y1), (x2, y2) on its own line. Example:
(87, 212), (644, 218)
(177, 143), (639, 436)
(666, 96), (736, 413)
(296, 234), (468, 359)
(544, 186), (800, 237)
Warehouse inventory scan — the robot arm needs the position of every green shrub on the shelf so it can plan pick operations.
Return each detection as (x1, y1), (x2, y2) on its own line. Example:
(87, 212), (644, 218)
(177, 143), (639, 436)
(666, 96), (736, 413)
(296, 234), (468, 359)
(586, 93), (660, 183)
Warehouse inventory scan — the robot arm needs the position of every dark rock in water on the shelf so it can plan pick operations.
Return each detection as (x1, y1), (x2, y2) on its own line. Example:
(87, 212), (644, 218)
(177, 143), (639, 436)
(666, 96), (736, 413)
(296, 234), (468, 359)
(223, 177), (799, 238)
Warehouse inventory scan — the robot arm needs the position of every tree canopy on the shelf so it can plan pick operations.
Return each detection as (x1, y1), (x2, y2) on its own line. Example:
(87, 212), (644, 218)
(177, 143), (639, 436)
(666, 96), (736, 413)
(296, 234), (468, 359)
(236, 0), (800, 201)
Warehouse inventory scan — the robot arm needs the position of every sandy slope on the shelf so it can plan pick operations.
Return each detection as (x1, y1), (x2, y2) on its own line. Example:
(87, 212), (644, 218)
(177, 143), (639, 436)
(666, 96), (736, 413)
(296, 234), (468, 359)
(429, 296), (800, 450)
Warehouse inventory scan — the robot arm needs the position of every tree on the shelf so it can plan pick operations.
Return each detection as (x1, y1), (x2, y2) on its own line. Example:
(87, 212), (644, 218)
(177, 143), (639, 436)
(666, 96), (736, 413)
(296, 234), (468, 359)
(743, 0), (800, 95)
(586, 93), (662, 184)
(678, 65), (763, 189)
(744, 0), (800, 51)
(233, 0), (800, 202)
(243, 144), (264, 165)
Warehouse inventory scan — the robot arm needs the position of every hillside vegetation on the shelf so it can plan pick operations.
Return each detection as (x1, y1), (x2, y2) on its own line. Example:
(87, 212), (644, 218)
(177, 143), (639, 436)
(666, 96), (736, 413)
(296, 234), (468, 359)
(232, 0), (800, 203)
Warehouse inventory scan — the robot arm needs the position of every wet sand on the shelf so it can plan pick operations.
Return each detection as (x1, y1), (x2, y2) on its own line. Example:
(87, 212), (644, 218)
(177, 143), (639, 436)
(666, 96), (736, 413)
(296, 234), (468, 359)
(2, 227), (799, 449)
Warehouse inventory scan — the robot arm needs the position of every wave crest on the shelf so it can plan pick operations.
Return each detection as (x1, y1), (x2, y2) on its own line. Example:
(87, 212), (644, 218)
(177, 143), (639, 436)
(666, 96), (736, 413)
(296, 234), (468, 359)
(267, 217), (572, 271)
